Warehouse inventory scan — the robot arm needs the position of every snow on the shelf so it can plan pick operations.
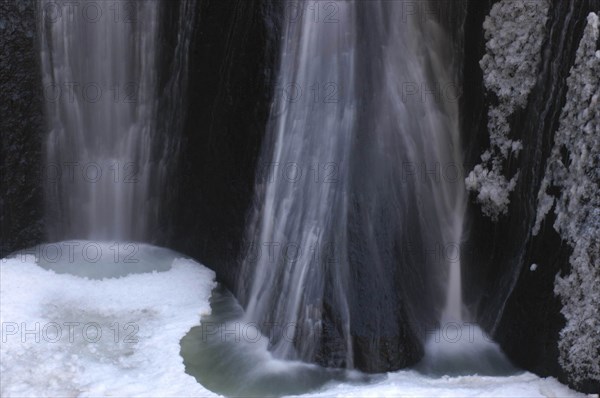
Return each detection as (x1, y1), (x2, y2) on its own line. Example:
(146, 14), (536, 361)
(466, 0), (550, 220)
(530, 263), (538, 271)
(465, 163), (518, 221)
(0, 246), (218, 397)
(295, 371), (585, 398)
(0, 244), (588, 397)
(533, 12), (600, 385)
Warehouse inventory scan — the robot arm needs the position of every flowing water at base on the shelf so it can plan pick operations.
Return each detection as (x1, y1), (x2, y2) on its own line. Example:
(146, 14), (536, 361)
(181, 286), (520, 398)
(181, 286), (379, 397)
(416, 326), (517, 377)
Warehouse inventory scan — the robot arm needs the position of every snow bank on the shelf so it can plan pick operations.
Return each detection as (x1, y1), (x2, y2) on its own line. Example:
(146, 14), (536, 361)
(0, 251), (218, 397)
(466, 0), (549, 220)
(533, 12), (600, 385)
(0, 249), (585, 397)
(298, 370), (584, 398)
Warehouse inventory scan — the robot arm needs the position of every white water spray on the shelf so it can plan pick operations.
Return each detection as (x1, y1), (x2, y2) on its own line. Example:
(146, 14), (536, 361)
(240, 0), (475, 367)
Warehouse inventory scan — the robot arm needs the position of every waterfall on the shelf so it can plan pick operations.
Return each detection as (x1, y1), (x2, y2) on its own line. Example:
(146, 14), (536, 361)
(38, 0), (191, 242)
(239, 1), (357, 365)
(239, 0), (467, 367)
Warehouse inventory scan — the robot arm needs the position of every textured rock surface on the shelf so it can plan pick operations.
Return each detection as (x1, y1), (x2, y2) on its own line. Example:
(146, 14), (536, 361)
(462, 0), (600, 393)
(165, 0), (278, 291)
(0, 0), (45, 256)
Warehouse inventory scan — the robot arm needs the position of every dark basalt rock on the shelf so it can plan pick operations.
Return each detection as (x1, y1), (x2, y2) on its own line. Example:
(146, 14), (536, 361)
(165, 0), (280, 291)
(344, 192), (427, 371)
(0, 0), (45, 257)
(461, 0), (600, 393)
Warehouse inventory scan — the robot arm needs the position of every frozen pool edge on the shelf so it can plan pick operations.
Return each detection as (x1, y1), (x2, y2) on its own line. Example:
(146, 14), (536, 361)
(0, 247), (220, 397)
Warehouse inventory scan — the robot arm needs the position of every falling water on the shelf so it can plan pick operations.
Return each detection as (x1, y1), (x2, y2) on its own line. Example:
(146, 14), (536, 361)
(239, 0), (468, 367)
(239, 1), (356, 365)
(38, 0), (191, 242)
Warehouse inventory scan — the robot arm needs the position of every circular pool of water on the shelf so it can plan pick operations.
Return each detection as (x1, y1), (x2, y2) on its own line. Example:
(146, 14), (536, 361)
(12, 240), (184, 280)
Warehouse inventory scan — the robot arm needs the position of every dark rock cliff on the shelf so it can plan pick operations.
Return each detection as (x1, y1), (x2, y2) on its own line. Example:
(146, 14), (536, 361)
(0, 0), (45, 257)
(166, 0), (279, 290)
(461, 0), (600, 393)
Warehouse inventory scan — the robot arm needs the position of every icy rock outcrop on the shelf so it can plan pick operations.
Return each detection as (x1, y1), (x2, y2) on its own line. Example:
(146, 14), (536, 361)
(466, 0), (550, 220)
(533, 12), (600, 385)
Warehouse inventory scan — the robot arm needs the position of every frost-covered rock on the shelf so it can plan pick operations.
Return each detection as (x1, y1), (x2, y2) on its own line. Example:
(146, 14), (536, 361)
(533, 12), (600, 385)
(465, 162), (518, 221)
(530, 263), (538, 271)
(466, 0), (549, 220)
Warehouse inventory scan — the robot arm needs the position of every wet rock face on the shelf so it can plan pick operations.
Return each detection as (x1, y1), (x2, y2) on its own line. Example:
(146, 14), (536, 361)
(164, 0), (280, 290)
(0, 0), (45, 256)
(461, 0), (600, 393)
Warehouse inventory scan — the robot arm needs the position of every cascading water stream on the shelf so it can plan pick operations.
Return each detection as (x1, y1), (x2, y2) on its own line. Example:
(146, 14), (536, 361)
(38, 0), (193, 242)
(237, 1), (357, 365)
(238, 0), (479, 369)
